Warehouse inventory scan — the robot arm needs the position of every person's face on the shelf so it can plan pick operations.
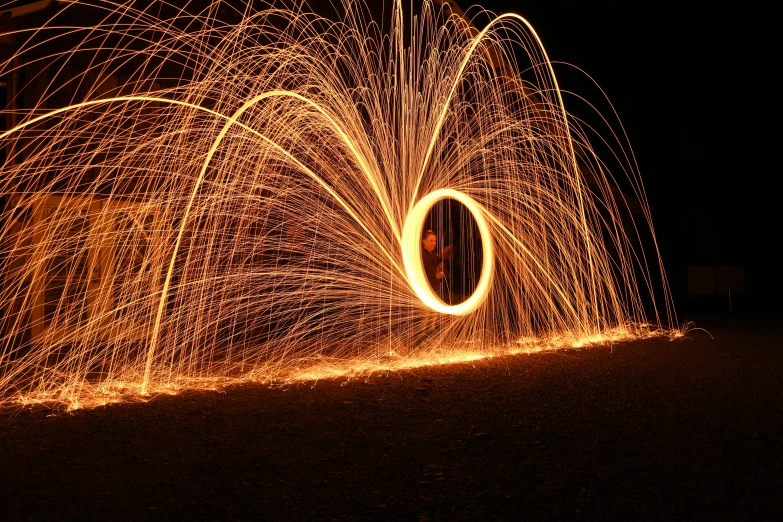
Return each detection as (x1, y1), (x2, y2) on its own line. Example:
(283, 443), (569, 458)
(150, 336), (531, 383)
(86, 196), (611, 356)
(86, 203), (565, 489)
(423, 234), (437, 253)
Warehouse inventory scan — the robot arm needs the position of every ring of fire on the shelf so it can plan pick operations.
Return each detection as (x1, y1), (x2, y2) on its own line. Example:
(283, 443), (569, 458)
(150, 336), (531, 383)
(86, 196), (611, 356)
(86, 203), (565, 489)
(402, 189), (494, 315)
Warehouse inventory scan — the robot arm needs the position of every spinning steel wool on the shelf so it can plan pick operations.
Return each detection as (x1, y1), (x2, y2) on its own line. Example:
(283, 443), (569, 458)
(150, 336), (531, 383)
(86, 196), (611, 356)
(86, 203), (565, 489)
(0, 0), (676, 409)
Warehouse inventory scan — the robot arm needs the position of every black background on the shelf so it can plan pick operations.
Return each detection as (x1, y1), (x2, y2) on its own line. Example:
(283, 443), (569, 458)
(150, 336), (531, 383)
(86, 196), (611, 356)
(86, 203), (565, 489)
(4, 0), (781, 316)
(476, 0), (782, 315)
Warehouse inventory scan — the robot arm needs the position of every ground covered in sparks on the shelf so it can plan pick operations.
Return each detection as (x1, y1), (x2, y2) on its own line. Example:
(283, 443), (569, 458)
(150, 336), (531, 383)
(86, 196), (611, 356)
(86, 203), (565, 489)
(1, 316), (782, 521)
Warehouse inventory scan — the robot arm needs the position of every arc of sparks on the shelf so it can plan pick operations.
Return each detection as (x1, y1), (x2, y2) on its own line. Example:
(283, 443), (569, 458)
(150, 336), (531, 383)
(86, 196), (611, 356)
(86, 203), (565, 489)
(0, 0), (677, 410)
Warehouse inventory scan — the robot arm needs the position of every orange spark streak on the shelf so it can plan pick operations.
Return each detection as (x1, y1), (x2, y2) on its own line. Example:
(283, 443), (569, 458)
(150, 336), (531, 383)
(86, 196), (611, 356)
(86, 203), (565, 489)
(0, 0), (678, 410)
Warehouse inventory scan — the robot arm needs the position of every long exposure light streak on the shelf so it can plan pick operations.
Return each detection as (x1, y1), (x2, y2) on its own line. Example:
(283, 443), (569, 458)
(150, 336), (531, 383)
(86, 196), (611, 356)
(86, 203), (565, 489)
(0, 0), (677, 410)
(402, 188), (492, 315)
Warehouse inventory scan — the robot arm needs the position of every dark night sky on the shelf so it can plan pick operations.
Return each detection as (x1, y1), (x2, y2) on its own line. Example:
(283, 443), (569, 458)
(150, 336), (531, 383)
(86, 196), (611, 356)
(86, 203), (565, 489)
(5, 0), (780, 311)
(476, 0), (782, 310)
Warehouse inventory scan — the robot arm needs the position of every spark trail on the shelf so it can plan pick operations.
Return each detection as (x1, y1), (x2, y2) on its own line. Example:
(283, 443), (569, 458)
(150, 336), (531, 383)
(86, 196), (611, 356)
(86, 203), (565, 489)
(0, 0), (677, 409)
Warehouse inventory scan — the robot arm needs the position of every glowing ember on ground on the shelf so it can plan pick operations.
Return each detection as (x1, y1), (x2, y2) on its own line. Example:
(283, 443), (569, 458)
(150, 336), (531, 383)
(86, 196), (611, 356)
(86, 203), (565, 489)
(1, 0), (677, 410)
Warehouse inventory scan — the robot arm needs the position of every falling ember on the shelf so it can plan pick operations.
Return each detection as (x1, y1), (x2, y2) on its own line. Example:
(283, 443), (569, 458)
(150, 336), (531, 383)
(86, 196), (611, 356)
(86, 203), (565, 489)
(0, 0), (676, 410)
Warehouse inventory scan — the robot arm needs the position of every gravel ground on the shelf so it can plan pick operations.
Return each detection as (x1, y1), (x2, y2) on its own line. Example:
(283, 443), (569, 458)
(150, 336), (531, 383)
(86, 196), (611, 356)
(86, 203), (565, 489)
(1, 316), (782, 521)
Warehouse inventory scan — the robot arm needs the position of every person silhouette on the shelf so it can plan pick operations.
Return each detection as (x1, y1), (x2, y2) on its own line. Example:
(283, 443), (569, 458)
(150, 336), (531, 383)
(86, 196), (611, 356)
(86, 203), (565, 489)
(420, 229), (453, 338)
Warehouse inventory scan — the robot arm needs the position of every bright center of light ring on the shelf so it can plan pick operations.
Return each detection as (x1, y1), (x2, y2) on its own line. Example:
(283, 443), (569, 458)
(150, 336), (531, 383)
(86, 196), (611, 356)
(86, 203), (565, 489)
(402, 189), (493, 315)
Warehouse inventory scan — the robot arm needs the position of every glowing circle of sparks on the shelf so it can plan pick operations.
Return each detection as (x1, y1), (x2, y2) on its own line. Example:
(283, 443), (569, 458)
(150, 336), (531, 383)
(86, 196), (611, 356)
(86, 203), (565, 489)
(402, 189), (493, 315)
